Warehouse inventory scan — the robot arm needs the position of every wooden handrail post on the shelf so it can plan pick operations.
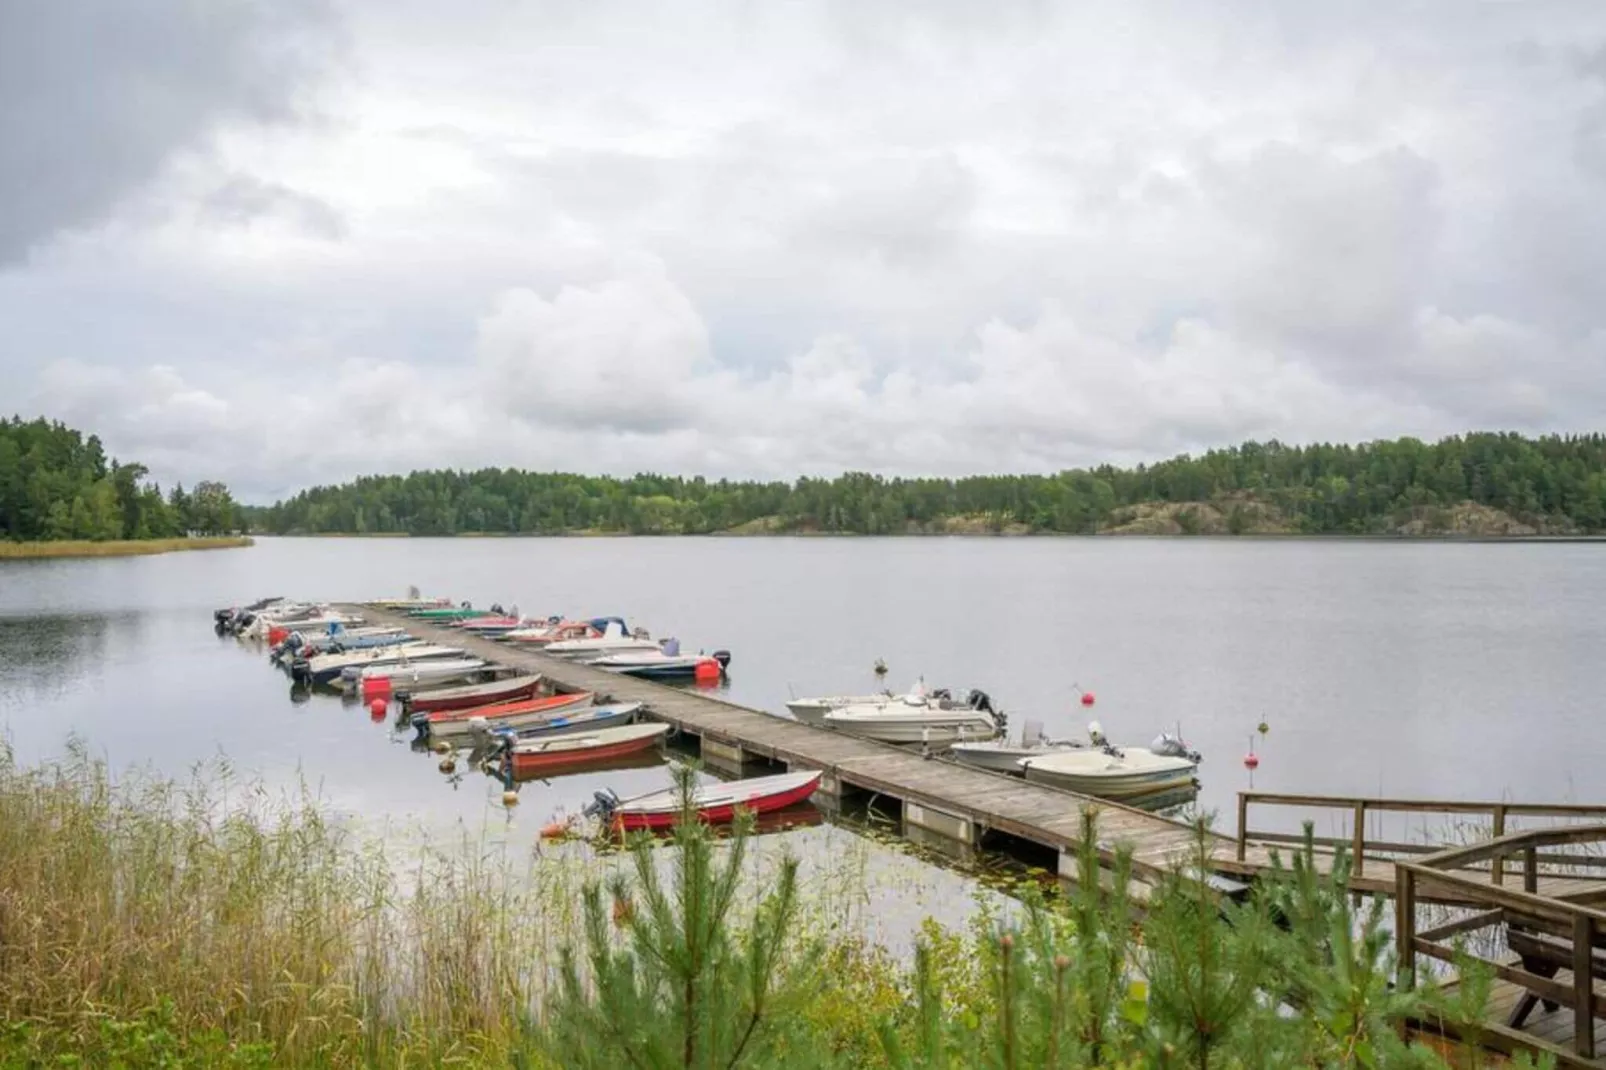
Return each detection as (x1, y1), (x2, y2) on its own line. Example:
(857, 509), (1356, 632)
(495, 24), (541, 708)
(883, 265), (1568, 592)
(1524, 845), (1538, 894)
(1395, 867), (1416, 990)
(1352, 801), (1366, 877)
(1575, 913), (1595, 1058)
(1236, 792), (1249, 862)
(1491, 804), (1507, 886)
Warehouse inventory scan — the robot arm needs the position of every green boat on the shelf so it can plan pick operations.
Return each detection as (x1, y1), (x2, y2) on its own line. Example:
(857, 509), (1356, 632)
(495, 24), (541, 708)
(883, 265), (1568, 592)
(407, 606), (488, 620)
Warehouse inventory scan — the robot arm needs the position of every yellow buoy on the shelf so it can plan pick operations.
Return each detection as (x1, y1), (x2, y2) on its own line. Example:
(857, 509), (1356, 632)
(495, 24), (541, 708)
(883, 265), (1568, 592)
(431, 740), (451, 755)
(502, 791), (519, 808)
(438, 757), (456, 774)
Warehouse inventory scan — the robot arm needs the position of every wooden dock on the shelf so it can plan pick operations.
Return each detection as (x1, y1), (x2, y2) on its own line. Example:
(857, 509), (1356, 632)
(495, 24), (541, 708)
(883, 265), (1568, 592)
(346, 605), (1606, 1067)
(351, 604), (1393, 894)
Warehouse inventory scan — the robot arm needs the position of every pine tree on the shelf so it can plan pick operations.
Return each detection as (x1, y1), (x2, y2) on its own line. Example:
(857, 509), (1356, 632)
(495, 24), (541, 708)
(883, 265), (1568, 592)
(539, 764), (828, 1070)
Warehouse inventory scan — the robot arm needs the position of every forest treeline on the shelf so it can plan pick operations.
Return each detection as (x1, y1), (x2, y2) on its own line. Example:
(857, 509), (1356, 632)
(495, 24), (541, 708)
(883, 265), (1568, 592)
(249, 432), (1606, 537)
(1, 417), (239, 542)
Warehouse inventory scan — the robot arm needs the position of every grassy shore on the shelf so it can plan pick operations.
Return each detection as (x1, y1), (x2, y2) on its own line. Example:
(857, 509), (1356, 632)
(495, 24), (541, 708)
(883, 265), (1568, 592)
(0, 740), (1532, 1069)
(0, 536), (253, 559)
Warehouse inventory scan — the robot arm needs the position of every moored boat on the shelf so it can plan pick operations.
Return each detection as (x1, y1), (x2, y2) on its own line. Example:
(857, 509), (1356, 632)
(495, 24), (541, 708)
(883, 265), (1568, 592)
(950, 738), (1085, 774)
(401, 673), (544, 713)
(543, 619), (659, 659)
(586, 642), (729, 681)
(470, 702), (644, 750)
(823, 689), (1001, 745)
(1018, 744), (1198, 801)
(348, 658), (488, 694)
(786, 691), (896, 726)
(501, 723), (670, 776)
(587, 769), (824, 831)
(292, 642), (462, 686)
(413, 690), (596, 740)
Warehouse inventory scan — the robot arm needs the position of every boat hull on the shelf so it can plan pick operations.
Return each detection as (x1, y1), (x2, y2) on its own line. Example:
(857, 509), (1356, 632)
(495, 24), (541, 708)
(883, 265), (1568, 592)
(613, 772), (823, 832)
(403, 675), (544, 713)
(505, 724), (669, 776)
(822, 712), (998, 745)
(419, 691), (595, 740)
(950, 742), (1083, 774)
(785, 694), (892, 725)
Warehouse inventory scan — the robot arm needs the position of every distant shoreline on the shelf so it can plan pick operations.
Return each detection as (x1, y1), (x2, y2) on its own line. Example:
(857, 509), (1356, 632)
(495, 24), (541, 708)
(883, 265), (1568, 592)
(247, 531), (1606, 543)
(0, 536), (255, 560)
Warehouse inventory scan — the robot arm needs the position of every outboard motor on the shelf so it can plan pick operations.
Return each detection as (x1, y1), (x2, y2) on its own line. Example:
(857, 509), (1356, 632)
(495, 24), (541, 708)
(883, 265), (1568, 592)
(1151, 733), (1203, 764)
(289, 657), (313, 686)
(967, 690), (994, 714)
(711, 650), (732, 670)
(409, 712), (431, 740)
(490, 603), (505, 616)
(583, 788), (621, 819)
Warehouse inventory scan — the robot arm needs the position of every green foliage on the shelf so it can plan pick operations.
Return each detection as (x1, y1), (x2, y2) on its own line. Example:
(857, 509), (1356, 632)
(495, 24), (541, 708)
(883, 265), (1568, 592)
(541, 764), (827, 1069)
(0, 416), (238, 541)
(246, 431), (1606, 536)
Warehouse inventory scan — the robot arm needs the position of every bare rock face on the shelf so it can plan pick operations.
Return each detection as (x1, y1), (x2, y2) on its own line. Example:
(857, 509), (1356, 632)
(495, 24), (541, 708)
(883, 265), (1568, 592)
(1395, 501), (1538, 537)
(1099, 498), (1293, 536)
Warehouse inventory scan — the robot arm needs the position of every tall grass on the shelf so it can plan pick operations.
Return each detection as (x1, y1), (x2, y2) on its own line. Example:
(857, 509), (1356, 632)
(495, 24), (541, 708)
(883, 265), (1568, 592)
(0, 742), (1544, 1068)
(0, 537), (253, 559)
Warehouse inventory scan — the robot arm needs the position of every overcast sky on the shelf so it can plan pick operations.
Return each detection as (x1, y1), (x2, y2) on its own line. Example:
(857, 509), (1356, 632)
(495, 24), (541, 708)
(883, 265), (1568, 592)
(4, 1), (1606, 502)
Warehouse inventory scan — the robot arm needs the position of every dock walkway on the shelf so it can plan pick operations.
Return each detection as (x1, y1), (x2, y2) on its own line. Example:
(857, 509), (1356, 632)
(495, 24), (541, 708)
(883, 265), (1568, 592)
(354, 605), (1346, 893)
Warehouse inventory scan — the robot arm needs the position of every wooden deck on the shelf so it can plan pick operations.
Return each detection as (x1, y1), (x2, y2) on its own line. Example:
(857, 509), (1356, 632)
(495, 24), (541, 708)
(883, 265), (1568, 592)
(1428, 973), (1606, 1069)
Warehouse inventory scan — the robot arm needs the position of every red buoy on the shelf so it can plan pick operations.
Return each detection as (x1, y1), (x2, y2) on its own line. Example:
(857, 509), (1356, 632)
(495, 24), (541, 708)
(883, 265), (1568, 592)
(1243, 752), (1260, 770)
(694, 658), (721, 682)
(1079, 692), (1096, 708)
(369, 698), (387, 721)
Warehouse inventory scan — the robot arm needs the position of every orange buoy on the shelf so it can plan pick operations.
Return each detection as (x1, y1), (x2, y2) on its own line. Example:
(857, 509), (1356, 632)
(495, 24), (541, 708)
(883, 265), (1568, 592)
(540, 819), (572, 840)
(694, 658), (722, 682)
(369, 698), (387, 719)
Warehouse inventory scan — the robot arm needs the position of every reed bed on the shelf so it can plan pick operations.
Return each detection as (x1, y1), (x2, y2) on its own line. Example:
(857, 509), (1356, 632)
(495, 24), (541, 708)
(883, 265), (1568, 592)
(0, 536), (254, 559)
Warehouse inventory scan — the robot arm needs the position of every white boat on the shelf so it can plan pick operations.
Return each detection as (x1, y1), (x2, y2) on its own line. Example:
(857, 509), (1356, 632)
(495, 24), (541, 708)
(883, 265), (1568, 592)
(785, 679), (930, 725)
(350, 658), (488, 690)
(544, 620), (660, 659)
(294, 642), (458, 686)
(1019, 745), (1198, 800)
(823, 689), (1000, 745)
(950, 718), (1086, 773)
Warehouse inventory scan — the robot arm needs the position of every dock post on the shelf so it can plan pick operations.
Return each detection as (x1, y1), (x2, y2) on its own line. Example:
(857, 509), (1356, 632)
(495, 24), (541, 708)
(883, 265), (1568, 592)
(1235, 793), (1248, 862)
(1490, 805), (1507, 885)
(699, 736), (748, 774)
(1395, 866), (1416, 991)
(1576, 914), (1595, 1058)
(1352, 801), (1366, 877)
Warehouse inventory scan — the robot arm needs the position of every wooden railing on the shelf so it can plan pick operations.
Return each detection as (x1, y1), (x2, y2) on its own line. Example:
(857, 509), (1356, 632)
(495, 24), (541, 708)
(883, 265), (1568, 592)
(1399, 826), (1606, 1061)
(1236, 792), (1606, 882)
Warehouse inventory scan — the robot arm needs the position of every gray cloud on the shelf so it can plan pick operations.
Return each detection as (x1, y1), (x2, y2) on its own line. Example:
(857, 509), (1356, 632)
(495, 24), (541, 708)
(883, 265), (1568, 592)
(0, 0), (338, 264)
(6, 0), (1606, 500)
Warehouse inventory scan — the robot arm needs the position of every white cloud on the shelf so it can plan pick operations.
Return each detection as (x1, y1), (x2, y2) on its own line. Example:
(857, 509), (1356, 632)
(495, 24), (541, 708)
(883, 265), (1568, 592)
(6, 1), (1606, 499)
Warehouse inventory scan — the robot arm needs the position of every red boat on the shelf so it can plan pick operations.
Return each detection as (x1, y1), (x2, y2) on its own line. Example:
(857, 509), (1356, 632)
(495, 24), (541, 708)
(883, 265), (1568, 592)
(417, 690), (594, 740)
(605, 770), (823, 832)
(404, 674), (544, 713)
(504, 723), (669, 776)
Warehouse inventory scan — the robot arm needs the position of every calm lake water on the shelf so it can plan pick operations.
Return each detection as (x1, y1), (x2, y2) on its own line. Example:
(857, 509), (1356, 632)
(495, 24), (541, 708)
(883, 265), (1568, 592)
(3, 536), (1604, 922)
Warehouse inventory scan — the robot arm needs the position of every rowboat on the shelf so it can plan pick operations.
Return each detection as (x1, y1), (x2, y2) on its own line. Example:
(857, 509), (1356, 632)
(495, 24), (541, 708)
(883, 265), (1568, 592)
(406, 606), (490, 621)
(292, 643), (461, 686)
(348, 658), (487, 693)
(487, 701), (643, 741)
(413, 690), (595, 741)
(401, 674), (545, 713)
(591, 770), (823, 831)
(502, 723), (670, 776)
(1018, 746), (1198, 800)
